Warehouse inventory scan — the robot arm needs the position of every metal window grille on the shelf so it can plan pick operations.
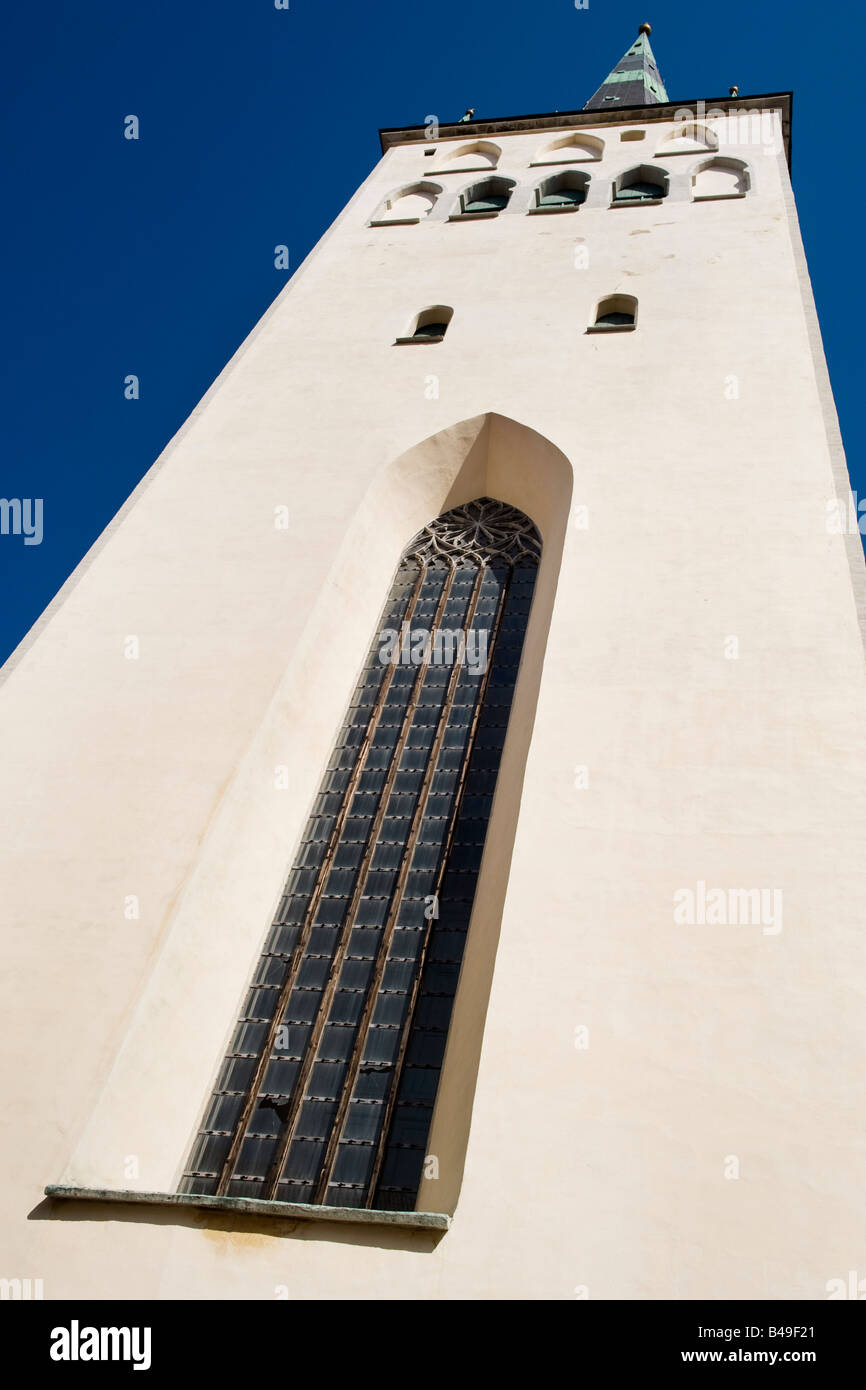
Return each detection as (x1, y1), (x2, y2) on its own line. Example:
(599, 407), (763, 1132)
(180, 498), (541, 1212)
(614, 179), (664, 201)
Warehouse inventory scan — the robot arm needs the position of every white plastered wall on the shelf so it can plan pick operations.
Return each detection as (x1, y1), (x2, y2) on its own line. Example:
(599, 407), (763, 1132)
(2, 108), (865, 1299)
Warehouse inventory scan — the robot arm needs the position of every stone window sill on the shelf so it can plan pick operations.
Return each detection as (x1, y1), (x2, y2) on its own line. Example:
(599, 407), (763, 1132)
(529, 158), (600, 167)
(586, 323), (637, 334)
(692, 191), (747, 202)
(369, 217), (422, 227)
(394, 335), (445, 345)
(426, 164), (497, 176)
(44, 1185), (451, 1233)
(528, 204), (582, 215)
(610, 197), (666, 208)
(448, 210), (500, 221)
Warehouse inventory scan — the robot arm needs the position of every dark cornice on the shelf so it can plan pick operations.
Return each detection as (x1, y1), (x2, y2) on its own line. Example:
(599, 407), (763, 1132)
(379, 92), (793, 169)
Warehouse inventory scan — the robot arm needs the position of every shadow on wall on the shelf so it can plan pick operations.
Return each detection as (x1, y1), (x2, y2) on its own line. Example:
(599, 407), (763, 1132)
(28, 1194), (445, 1255)
(42, 413), (573, 1248)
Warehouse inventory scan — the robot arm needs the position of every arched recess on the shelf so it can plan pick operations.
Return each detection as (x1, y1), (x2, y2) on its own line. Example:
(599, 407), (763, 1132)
(530, 169), (591, 213)
(370, 182), (442, 225)
(450, 176), (516, 218)
(612, 163), (670, 204)
(531, 132), (604, 165)
(395, 304), (454, 344)
(655, 122), (719, 156)
(589, 293), (638, 331)
(691, 156), (751, 200)
(433, 139), (501, 172)
(178, 414), (572, 1217)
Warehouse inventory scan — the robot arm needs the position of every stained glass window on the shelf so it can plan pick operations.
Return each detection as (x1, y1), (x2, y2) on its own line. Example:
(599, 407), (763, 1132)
(180, 498), (541, 1213)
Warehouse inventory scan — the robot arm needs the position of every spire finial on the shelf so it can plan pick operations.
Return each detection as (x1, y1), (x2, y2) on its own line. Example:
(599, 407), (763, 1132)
(583, 22), (668, 110)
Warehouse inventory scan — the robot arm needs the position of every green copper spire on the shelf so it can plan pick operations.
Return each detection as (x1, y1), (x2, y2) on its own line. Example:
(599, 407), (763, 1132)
(584, 22), (668, 110)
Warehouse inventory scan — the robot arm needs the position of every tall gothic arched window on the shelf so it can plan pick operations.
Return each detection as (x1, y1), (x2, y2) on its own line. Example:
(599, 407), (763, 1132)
(180, 497), (541, 1212)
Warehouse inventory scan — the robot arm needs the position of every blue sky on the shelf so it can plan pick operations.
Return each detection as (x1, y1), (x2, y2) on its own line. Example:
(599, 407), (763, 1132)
(0, 0), (861, 665)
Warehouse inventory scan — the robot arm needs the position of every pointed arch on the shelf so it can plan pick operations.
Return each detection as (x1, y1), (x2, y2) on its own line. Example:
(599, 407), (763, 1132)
(178, 415), (573, 1216)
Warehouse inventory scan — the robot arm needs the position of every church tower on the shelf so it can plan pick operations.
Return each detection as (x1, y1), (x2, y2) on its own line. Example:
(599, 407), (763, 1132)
(2, 26), (864, 1301)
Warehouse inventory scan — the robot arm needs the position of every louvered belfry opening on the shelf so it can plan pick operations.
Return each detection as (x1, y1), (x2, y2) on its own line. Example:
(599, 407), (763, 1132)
(180, 498), (541, 1212)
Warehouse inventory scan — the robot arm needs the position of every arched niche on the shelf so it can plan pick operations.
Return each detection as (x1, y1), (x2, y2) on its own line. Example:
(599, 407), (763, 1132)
(370, 182), (442, 225)
(395, 305), (454, 344)
(655, 122), (719, 156)
(179, 414), (572, 1217)
(691, 156), (751, 200)
(450, 176), (516, 218)
(589, 292), (638, 332)
(612, 163), (670, 205)
(433, 140), (501, 173)
(355, 414), (573, 1215)
(530, 169), (591, 213)
(531, 132), (604, 165)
